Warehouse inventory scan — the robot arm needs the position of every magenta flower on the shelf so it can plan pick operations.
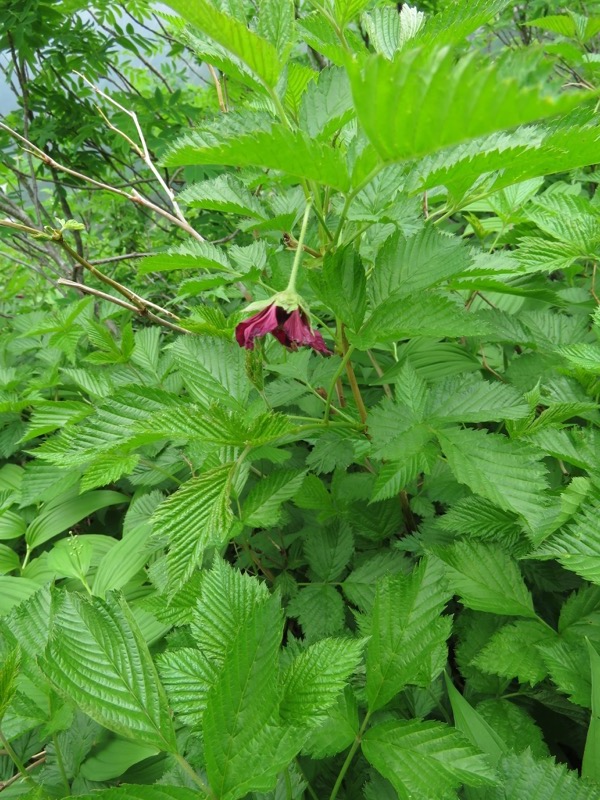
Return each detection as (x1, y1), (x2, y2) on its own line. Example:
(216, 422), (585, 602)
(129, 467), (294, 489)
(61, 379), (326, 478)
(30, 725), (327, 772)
(236, 303), (330, 355)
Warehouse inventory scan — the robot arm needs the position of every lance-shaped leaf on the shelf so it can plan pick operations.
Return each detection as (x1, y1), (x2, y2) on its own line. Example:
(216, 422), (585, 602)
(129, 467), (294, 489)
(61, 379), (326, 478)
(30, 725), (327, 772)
(351, 44), (591, 163)
(363, 558), (452, 712)
(152, 465), (235, 595)
(41, 593), (177, 752)
(362, 719), (497, 799)
(165, 0), (283, 87)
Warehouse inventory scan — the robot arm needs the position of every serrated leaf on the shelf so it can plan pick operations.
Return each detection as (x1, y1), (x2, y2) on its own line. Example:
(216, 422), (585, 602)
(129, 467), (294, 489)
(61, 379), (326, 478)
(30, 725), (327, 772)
(370, 228), (472, 305)
(75, 788), (206, 800)
(364, 558), (452, 712)
(362, 719), (497, 799)
(178, 174), (266, 219)
(157, 647), (214, 728)
(0, 645), (19, 722)
(445, 675), (507, 765)
(153, 465), (234, 594)
(351, 45), (590, 163)
(473, 619), (555, 684)
(311, 246), (366, 332)
(280, 637), (363, 726)
(436, 426), (549, 530)
(435, 541), (536, 618)
(486, 750), (600, 800)
(164, 121), (350, 191)
(298, 67), (353, 139)
(287, 585), (345, 643)
(242, 469), (305, 528)
(304, 521), (353, 582)
(427, 375), (529, 423)
(352, 292), (489, 348)
(41, 593), (177, 752)
(138, 241), (233, 275)
(165, 0), (282, 87)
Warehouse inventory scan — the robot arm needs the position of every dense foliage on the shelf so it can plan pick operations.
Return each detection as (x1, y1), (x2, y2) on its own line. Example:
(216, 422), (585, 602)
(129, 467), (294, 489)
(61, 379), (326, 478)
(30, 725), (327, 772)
(4, 0), (600, 798)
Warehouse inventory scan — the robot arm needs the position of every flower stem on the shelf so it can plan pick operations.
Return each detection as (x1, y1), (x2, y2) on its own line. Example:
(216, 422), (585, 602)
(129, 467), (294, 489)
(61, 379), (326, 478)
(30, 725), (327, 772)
(0, 731), (39, 790)
(287, 200), (313, 293)
(329, 712), (371, 800)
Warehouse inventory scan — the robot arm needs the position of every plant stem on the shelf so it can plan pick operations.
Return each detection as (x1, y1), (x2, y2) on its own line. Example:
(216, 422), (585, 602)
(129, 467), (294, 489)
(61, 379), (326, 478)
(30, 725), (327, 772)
(329, 712), (371, 800)
(174, 753), (212, 797)
(324, 346), (356, 423)
(0, 731), (39, 789)
(344, 354), (368, 426)
(287, 200), (313, 293)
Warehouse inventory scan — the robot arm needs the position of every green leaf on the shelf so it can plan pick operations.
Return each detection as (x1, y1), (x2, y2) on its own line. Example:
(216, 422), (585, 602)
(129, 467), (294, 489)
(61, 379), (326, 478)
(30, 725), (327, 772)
(473, 619), (555, 684)
(583, 641), (600, 782)
(342, 550), (409, 612)
(153, 465), (235, 595)
(280, 637), (363, 726)
(93, 522), (157, 597)
(242, 469), (305, 528)
(476, 698), (549, 759)
(138, 241), (233, 275)
(362, 719), (497, 799)
(370, 228), (471, 305)
(426, 375), (529, 424)
(0, 645), (20, 722)
(311, 246), (366, 332)
(164, 120), (350, 191)
(178, 174), (267, 219)
(41, 593), (177, 752)
(25, 489), (127, 549)
(157, 647), (214, 729)
(363, 558), (452, 712)
(352, 292), (489, 348)
(257, 0), (294, 56)
(203, 593), (291, 799)
(362, 5), (425, 59)
(371, 448), (437, 502)
(287, 584), (345, 643)
(298, 67), (353, 140)
(418, 0), (512, 47)
(434, 541), (536, 618)
(0, 576), (49, 616)
(445, 675), (507, 765)
(165, 0), (282, 87)
(301, 686), (358, 758)
(304, 521), (353, 582)
(75, 788), (206, 800)
(351, 45), (589, 163)
(436, 426), (549, 530)
(485, 750), (600, 800)
(80, 738), (159, 781)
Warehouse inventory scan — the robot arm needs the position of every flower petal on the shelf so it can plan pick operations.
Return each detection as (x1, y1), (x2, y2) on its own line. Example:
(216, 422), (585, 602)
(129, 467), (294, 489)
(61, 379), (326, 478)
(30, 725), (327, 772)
(282, 310), (331, 355)
(235, 303), (282, 349)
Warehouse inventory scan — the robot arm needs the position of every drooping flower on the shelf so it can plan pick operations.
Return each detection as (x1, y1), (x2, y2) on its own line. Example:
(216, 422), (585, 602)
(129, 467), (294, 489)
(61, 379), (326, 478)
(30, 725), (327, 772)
(235, 301), (330, 355)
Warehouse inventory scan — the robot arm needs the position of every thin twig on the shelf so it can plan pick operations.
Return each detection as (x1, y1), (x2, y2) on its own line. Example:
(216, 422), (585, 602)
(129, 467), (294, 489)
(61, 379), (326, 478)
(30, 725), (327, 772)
(89, 252), (152, 265)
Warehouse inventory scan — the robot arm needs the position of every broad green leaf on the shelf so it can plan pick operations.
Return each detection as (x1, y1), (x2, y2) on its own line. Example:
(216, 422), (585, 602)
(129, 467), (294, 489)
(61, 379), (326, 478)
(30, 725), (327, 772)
(304, 521), (353, 582)
(165, 0), (282, 87)
(280, 637), (363, 726)
(534, 493), (600, 584)
(0, 646), (19, 722)
(203, 594), (292, 799)
(287, 584), (345, 643)
(364, 558), (452, 712)
(418, 0), (512, 46)
(257, 0), (294, 56)
(301, 686), (358, 758)
(242, 469), (306, 528)
(351, 45), (589, 163)
(473, 619), (555, 684)
(426, 375), (529, 424)
(334, 0), (371, 26)
(583, 641), (600, 783)
(80, 738), (158, 781)
(352, 292), (489, 348)
(93, 522), (157, 597)
(342, 550), (409, 612)
(0, 576), (45, 616)
(178, 174), (267, 219)
(75, 788), (205, 800)
(311, 246), (366, 332)
(434, 541), (536, 618)
(370, 228), (471, 305)
(138, 241), (233, 275)
(164, 122), (350, 191)
(436, 426), (549, 530)
(41, 593), (177, 752)
(445, 675), (507, 765)
(362, 719), (497, 799)
(484, 750), (600, 800)
(363, 5), (425, 58)
(298, 67), (353, 140)
(476, 698), (549, 759)
(25, 489), (127, 549)
(371, 448), (437, 502)
(157, 647), (214, 728)
(153, 465), (235, 594)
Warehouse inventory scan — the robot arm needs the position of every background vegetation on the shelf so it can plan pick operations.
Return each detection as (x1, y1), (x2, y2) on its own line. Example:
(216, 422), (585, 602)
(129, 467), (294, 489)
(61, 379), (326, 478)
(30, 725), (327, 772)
(3, 0), (600, 798)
